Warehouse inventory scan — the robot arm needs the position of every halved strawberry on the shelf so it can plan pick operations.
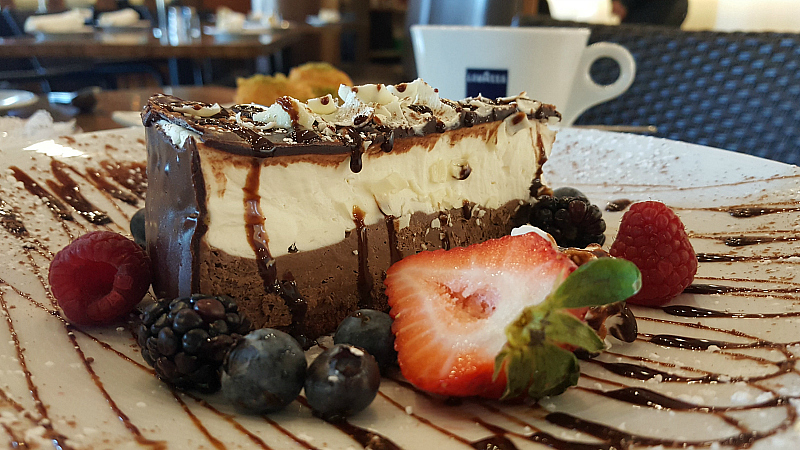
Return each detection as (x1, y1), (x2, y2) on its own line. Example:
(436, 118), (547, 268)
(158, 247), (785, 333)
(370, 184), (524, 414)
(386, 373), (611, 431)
(385, 233), (578, 399)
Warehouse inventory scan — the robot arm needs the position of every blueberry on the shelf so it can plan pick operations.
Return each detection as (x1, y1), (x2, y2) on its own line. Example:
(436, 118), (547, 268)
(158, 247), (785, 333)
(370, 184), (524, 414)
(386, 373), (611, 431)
(221, 328), (306, 414)
(333, 309), (396, 372)
(304, 344), (380, 421)
(130, 208), (146, 247)
(552, 187), (588, 202)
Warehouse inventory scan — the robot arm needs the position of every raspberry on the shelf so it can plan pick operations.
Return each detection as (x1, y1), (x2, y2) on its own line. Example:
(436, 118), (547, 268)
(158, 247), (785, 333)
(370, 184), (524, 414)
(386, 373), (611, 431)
(609, 201), (697, 306)
(49, 231), (152, 326)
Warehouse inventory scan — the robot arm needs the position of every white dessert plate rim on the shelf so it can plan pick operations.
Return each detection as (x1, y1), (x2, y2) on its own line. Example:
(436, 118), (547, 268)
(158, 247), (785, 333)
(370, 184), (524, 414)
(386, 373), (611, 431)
(0, 126), (799, 449)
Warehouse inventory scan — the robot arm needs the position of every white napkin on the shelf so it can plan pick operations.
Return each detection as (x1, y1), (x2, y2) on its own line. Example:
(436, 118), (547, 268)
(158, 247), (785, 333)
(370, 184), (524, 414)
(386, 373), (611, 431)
(307, 8), (340, 25)
(24, 9), (88, 33)
(97, 8), (141, 27)
(216, 7), (246, 32)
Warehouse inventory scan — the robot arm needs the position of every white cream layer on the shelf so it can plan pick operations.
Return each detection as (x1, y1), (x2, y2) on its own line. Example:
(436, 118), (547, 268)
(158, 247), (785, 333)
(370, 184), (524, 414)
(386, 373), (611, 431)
(189, 113), (556, 259)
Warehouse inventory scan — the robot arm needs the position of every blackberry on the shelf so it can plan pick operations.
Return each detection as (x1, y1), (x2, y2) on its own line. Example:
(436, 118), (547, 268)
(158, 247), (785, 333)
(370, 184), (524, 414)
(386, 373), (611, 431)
(136, 294), (251, 393)
(529, 193), (606, 248)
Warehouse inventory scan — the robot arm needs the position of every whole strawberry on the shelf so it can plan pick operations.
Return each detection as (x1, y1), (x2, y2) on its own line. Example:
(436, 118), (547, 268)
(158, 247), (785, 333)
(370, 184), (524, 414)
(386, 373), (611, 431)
(49, 231), (152, 326)
(609, 201), (697, 306)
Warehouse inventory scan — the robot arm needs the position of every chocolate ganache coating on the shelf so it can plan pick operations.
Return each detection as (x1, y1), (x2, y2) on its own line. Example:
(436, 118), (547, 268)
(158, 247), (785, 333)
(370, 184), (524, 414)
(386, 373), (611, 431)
(141, 82), (559, 168)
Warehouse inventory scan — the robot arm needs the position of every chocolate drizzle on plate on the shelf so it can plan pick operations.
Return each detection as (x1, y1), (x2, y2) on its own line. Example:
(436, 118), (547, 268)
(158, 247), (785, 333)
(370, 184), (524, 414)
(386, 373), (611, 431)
(724, 205), (800, 218)
(0, 196), (27, 236)
(10, 165), (73, 221)
(46, 160), (111, 225)
(685, 283), (800, 295)
(99, 160), (147, 198)
(84, 164), (140, 205)
(605, 198), (632, 212)
(5, 126), (800, 448)
(723, 235), (800, 246)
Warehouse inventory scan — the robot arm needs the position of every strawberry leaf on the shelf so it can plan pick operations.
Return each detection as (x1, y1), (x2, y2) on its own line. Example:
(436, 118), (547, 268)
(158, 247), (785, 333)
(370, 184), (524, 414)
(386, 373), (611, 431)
(495, 346), (533, 399)
(527, 343), (580, 399)
(544, 311), (605, 353)
(496, 257), (641, 400)
(548, 258), (641, 309)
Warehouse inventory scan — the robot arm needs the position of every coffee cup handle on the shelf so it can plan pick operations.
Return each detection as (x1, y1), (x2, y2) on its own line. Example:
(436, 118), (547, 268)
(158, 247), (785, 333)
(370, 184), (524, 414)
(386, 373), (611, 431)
(560, 42), (636, 126)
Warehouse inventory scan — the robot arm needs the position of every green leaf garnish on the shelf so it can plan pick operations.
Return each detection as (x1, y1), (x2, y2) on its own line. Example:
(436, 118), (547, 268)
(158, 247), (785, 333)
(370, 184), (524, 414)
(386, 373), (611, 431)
(494, 257), (641, 400)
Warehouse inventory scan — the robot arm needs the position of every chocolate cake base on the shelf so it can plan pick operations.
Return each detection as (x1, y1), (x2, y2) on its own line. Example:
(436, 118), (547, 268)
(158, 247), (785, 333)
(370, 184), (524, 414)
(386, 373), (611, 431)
(198, 200), (528, 340)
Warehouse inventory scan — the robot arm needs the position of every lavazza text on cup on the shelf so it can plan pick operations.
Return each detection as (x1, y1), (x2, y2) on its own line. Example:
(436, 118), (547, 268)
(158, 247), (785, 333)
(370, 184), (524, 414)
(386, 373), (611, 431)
(411, 25), (636, 126)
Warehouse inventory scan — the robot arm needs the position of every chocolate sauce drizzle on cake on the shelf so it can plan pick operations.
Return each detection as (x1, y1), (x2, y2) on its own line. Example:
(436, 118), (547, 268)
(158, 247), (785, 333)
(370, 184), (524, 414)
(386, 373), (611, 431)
(352, 207), (374, 308)
(243, 160), (277, 288)
(385, 216), (402, 265)
(242, 161), (309, 343)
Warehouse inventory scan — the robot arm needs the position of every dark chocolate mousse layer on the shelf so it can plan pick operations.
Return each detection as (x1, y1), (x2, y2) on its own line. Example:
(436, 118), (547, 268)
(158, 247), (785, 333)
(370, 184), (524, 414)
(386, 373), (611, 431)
(198, 200), (528, 340)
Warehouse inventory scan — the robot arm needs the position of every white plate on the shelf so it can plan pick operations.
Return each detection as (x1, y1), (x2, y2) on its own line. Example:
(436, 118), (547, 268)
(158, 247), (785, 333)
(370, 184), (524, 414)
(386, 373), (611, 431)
(0, 89), (38, 112)
(0, 127), (799, 449)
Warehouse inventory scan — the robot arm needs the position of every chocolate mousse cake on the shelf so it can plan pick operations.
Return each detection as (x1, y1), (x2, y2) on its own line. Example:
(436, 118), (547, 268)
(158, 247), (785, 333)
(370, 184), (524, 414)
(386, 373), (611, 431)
(142, 79), (560, 340)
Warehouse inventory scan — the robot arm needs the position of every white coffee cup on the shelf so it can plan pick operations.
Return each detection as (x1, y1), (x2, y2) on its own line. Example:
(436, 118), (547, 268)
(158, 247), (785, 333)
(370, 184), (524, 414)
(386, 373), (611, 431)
(411, 25), (636, 126)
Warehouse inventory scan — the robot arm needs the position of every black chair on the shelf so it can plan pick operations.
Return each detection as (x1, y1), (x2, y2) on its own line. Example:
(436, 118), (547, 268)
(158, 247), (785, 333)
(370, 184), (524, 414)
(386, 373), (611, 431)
(521, 16), (800, 166)
(0, 7), (108, 92)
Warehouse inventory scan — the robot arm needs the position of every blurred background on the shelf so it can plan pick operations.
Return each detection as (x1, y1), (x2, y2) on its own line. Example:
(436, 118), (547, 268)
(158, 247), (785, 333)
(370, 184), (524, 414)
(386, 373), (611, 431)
(2, 0), (798, 92)
(3, 0), (800, 164)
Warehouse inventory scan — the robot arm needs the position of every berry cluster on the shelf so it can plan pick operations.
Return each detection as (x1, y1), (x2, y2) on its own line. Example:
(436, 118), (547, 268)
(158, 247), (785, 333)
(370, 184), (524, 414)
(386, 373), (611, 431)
(529, 187), (606, 248)
(136, 296), (392, 420)
(220, 308), (393, 419)
(136, 295), (250, 393)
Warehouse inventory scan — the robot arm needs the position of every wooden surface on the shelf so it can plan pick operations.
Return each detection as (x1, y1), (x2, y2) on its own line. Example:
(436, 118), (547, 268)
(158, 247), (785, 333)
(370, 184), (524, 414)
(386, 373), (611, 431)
(76, 85), (236, 132)
(0, 31), (304, 60)
(4, 86), (236, 132)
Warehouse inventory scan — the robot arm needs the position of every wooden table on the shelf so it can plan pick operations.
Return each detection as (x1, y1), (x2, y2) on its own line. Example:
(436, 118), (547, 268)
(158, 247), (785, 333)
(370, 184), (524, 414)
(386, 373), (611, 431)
(0, 32), (305, 60)
(4, 85), (236, 132)
(76, 85), (236, 132)
(0, 24), (341, 85)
